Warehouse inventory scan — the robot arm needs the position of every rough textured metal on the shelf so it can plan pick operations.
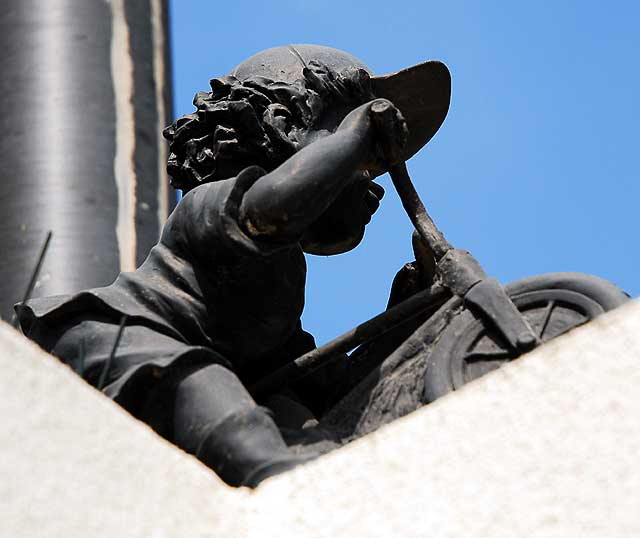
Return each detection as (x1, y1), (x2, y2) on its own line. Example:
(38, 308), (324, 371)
(0, 0), (174, 321)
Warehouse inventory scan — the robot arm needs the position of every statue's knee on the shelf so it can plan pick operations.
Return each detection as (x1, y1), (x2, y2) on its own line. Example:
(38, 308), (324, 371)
(173, 363), (256, 452)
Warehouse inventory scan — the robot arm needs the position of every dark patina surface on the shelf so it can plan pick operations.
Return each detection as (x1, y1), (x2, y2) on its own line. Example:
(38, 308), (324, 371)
(18, 44), (628, 487)
(18, 45), (451, 487)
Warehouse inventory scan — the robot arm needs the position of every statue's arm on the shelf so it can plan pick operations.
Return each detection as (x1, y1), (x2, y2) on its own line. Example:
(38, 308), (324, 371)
(240, 98), (406, 242)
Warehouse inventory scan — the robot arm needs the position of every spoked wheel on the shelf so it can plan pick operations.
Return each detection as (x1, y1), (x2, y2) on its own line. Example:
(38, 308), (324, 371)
(423, 272), (629, 403)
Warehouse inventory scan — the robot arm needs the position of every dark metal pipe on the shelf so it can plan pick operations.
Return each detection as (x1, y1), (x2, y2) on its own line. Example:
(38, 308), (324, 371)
(0, 0), (174, 321)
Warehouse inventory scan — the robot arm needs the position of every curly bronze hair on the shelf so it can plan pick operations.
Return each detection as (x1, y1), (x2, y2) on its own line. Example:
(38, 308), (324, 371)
(163, 61), (375, 192)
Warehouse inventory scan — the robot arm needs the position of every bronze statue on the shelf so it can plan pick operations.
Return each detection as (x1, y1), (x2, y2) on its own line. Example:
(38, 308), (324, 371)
(16, 45), (450, 487)
(17, 45), (628, 487)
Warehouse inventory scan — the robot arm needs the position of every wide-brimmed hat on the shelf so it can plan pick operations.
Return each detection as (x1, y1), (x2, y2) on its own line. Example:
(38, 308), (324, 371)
(231, 44), (451, 163)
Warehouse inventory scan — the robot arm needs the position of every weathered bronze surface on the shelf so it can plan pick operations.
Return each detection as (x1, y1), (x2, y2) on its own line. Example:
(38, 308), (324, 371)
(17, 44), (628, 488)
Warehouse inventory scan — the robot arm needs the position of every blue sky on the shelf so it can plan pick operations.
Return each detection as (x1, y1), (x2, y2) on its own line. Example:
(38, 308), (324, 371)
(169, 0), (639, 345)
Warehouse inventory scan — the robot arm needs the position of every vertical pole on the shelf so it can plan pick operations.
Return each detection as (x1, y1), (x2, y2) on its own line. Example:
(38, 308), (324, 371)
(0, 0), (174, 322)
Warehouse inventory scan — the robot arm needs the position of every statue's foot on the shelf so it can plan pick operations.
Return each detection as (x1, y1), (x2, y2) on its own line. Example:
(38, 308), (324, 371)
(242, 453), (318, 488)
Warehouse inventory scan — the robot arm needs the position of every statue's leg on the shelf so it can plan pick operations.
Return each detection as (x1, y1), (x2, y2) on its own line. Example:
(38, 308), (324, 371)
(174, 364), (313, 487)
(263, 391), (318, 429)
(31, 313), (312, 486)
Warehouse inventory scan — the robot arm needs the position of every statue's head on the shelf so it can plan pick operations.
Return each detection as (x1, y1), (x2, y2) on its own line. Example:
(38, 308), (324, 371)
(164, 45), (450, 192)
(163, 45), (450, 254)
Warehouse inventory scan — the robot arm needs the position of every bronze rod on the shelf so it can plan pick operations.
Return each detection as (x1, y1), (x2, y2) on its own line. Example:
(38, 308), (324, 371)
(250, 285), (448, 397)
(389, 162), (452, 260)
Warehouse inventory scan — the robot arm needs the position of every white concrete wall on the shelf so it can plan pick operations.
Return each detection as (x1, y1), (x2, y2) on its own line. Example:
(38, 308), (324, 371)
(2, 300), (640, 537)
(0, 321), (251, 538)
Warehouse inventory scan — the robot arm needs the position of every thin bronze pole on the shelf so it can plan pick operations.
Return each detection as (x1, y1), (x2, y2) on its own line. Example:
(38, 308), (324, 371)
(250, 285), (448, 398)
(389, 162), (452, 261)
(11, 231), (52, 328)
(97, 315), (129, 390)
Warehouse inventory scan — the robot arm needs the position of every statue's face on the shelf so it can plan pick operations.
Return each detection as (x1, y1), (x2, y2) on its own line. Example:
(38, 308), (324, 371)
(297, 106), (385, 255)
(300, 169), (384, 255)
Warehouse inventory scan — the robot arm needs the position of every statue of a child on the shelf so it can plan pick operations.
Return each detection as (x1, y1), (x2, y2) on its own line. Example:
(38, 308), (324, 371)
(17, 45), (450, 487)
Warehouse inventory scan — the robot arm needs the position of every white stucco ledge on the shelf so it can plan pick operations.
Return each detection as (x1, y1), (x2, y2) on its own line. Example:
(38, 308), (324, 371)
(2, 299), (640, 537)
(0, 319), (251, 537)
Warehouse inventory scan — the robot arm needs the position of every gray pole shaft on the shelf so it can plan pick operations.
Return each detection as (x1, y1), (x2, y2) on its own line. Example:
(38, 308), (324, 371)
(0, 0), (174, 321)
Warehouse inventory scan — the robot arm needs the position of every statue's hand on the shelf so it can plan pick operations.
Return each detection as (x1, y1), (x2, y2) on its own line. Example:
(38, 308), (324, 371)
(369, 99), (408, 173)
(387, 231), (437, 308)
(336, 99), (408, 174)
